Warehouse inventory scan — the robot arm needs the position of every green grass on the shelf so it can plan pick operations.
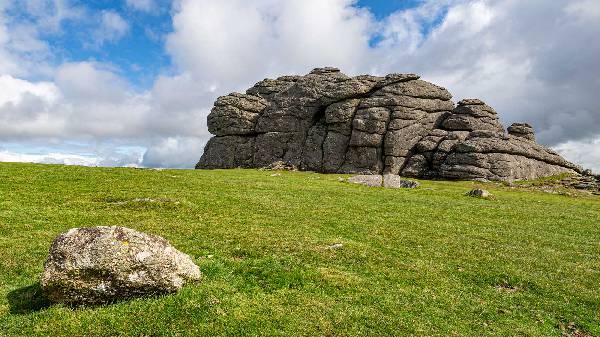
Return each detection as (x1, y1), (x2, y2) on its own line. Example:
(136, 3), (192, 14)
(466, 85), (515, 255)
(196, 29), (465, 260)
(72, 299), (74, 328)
(0, 162), (599, 336)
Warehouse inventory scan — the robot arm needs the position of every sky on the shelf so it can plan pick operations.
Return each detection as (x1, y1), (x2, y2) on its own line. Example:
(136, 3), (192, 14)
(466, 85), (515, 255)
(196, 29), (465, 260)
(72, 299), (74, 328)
(0, 0), (599, 172)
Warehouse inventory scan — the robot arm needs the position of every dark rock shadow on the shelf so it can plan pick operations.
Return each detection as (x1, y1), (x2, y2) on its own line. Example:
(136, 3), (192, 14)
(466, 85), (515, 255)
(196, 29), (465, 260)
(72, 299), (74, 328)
(7, 283), (51, 315)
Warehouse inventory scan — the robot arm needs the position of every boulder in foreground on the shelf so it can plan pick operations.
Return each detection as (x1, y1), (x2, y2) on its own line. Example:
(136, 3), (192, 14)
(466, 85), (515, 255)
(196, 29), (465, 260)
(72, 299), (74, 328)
(41, 226), (201, 305)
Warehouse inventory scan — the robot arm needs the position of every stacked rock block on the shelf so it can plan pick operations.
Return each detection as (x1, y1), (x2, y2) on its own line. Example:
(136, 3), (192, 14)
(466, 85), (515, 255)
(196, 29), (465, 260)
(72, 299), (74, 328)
(198, 68), (582, 181)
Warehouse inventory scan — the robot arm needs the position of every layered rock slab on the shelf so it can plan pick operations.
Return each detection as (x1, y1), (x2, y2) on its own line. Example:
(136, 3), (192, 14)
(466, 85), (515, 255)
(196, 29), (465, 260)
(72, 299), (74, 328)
(197, 68), (582, 181)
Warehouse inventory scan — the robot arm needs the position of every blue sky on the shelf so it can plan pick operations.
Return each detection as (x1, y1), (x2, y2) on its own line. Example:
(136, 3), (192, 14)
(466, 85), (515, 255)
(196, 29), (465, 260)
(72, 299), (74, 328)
(7, 0), (430, 87)
(5, 0), (174, 86)
(1, 0), (599, 171)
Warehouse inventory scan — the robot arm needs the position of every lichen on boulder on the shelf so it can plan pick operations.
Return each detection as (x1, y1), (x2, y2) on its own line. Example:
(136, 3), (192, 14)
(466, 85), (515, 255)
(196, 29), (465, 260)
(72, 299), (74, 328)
(41, 226), (201, 306)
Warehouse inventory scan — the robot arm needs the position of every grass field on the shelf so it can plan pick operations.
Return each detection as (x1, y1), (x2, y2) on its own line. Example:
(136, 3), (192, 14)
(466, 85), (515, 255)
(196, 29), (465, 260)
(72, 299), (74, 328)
(0, 162), (599, 336)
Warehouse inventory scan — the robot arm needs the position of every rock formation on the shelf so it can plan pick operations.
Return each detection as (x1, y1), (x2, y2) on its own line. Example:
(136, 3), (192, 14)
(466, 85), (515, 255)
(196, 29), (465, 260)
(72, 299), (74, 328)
(41, 226), (201, 305)
(197, 68), (582, 181)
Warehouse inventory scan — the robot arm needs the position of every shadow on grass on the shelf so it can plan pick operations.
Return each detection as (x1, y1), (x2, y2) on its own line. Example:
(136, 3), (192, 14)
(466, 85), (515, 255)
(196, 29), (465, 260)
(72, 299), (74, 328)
(7, 283), (51, 315)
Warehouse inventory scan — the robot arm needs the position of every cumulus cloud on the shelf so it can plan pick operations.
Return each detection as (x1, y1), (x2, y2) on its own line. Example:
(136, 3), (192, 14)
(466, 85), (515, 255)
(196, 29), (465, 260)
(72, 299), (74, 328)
(167, 0), (374, 91)
(0, 60), (210, 166)
(555, 137), (600, 173)
(88, 10), (130, 48)
(1, 0), (599, 170)
(141, 136), (207, 168)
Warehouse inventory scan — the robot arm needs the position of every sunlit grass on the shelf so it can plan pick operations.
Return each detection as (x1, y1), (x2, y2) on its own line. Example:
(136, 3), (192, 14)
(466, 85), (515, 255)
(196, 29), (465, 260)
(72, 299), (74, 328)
(0, 162), (598, 336)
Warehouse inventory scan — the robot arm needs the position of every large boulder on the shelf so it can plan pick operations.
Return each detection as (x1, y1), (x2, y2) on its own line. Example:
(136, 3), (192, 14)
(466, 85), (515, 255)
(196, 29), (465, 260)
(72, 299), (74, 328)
(41, 226), (201, 306)
(197, 68), (583, 182)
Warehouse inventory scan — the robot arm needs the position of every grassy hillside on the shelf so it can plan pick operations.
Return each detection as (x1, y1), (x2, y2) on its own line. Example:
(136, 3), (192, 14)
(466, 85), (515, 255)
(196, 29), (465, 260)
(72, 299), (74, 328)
(0, 162), (599, 336)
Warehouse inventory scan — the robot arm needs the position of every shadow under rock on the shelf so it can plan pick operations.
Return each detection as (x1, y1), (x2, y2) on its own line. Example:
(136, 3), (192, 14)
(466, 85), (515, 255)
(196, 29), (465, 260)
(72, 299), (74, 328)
(7, 283), (51, 315)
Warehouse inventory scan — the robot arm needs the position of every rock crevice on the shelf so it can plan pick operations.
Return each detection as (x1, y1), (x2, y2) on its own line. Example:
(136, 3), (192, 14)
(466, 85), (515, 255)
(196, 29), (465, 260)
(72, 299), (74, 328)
(197, 68), (582, 181)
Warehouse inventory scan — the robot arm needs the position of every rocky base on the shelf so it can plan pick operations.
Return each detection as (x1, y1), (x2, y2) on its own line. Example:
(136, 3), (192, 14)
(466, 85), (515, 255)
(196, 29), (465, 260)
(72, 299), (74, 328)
(197, 68), (582, 182)
(558, 173), (600, 194)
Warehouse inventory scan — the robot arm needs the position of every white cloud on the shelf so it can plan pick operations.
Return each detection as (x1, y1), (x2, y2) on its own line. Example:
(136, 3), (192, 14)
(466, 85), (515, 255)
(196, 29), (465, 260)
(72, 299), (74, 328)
(167, 0), (374, 91)
(0, 0), (82, 77)
(90, 10), (130, 47)
(0, 148), (143, 167)
(55, 62), (129, 103)
(0, 61), (209, 165)
(0, 74), (59, 105)
(20, 0), (84, 32)
(555, 138), (600, 174)
(0, 150), (100, 166)
(565, 0), (600, 21)
(0, 62), (146, 140)
(142, 136), (206, 168)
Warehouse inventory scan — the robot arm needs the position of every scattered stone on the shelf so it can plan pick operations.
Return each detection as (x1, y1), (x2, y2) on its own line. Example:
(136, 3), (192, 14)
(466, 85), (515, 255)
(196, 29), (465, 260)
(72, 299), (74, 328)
(259, 161), (297, 171)
(108, 197), (176, 206)
(467, 189), (492, 198)
(556, 173), (600, 193)
(197, 68), (583, 182)
(132, 197), (159, 203)
(494, 283), (520, 293)
(348, 175), (382, 187)
(270, 173), (281, 177)
(347, 174), (420, 189)
(327, 243), (343, 250)
(41, 226), (201, 306)
(559, 321), (592, 337)
(383, 175), (420, 189)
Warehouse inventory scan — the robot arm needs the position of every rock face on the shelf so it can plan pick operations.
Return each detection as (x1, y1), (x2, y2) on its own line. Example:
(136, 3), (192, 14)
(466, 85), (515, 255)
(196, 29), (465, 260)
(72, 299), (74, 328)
(197, 68), (582, 181)
(41, 226), (201, 305)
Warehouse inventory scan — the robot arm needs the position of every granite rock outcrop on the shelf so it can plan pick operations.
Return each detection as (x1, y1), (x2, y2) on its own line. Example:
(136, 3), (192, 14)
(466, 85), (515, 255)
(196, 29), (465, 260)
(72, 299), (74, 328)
(197, 68), (582, 181)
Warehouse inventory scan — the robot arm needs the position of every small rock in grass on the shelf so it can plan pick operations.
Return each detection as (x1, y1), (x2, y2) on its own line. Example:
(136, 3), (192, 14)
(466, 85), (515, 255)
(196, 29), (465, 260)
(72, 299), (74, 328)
(260, 161), (297, 171)
(348, 175), (420, 189)
(383, 175), (420, 189)
(348, 175), (382, 187)
(467, 189), (492, 198)
(327, 243), (343, 250)
(41, 226), (201, 306)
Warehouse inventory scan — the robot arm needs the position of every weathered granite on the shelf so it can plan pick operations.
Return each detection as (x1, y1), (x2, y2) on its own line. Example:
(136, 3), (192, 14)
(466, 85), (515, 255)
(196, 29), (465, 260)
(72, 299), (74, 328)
(41, 226), (201, 305)
(197, 68), (583, 181)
